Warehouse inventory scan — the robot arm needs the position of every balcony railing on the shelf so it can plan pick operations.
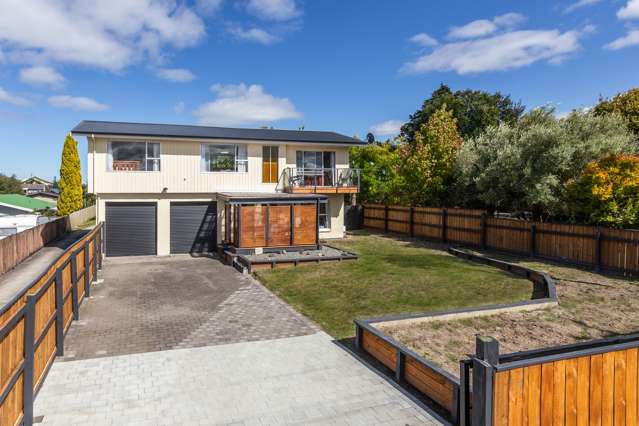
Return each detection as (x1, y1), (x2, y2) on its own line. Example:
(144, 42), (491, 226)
(278, 167), (360, 194)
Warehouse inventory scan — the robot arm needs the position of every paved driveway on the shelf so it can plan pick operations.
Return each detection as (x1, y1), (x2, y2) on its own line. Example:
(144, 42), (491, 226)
(34, 256), (445, 425)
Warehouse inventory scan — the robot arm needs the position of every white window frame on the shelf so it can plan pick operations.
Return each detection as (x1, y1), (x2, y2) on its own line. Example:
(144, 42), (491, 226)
(107, 140), (161, 172)
(318, 199), (331, 231)
(200, 143), (248, 173)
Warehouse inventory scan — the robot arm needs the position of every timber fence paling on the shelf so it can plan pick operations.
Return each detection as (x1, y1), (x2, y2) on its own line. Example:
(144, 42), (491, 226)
(0, 223), (103, 426)
(0, 217), (71, 275)
(362, 203), (639, 275)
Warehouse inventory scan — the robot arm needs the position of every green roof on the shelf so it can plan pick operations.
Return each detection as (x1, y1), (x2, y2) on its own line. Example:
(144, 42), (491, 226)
(0, 194), (56, 211)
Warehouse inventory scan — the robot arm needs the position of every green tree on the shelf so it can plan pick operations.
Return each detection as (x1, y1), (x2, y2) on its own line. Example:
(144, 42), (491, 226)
(0, 173), (23, 193)
(594, 88), (639, 137)
(349, 141), (403, 204)
(454, 108), (636, 219)
(566, 155), (639, 228)
(401, 84), (524, 142)
(57, 134), (83, 216)
(399, 105), (463, 206)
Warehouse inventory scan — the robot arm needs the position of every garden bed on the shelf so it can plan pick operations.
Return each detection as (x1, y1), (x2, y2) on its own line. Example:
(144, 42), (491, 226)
(256, 231), (535, 339)
(378, 252), (639, 377)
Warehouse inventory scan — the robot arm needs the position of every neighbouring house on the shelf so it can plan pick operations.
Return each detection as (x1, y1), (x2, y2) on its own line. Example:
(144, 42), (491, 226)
(0, 214), (51, 239)
(21, 176), (53, 195)
(0, 194), (56, 216)
(27, 191), (59, 203)
(72, 120), (364, 257)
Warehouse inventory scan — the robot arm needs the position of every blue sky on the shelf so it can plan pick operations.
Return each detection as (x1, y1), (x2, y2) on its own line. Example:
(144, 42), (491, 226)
(0, 0), (638, 181)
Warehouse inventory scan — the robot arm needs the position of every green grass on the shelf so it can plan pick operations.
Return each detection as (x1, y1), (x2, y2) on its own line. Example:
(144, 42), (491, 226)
(256, 232), (533, 338)
(80, 217), (96, 229)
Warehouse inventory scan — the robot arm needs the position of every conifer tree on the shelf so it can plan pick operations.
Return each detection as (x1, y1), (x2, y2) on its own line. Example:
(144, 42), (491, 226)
(57, 134), (83, 216)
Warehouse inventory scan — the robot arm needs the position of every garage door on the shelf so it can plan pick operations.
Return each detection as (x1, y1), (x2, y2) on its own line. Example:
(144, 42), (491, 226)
(105, 203), (157, 256)
(170, 202), (217, 254)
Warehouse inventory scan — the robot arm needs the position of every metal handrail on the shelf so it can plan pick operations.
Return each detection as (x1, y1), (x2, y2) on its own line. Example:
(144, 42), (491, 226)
(280, 167), (360, 190)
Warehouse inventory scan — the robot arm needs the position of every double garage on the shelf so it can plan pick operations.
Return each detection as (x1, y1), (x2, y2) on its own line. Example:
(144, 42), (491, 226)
(104, 201), (217, 257)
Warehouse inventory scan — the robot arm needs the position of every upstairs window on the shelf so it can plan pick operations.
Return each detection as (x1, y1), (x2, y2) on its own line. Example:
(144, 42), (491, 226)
(108, 141), (160, 172)
(201, 144), (248, 172)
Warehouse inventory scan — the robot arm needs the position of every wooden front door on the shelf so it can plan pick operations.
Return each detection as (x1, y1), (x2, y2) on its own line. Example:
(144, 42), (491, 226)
(262, 146), (279, 183)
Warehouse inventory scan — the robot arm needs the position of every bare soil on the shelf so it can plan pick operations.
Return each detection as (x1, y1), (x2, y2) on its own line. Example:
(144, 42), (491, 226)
(378, 255), (639, 377)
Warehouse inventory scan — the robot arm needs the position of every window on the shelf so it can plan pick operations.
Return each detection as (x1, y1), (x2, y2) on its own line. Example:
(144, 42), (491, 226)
(319, 200), (330, 230)
(262, 146), (279, 183)
(295, 151), (334, 170)
(201, 144), (248, 172)
(108, 141), (160, 172)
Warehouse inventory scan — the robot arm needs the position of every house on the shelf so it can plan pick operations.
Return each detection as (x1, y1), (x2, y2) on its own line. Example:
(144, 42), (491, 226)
(72, 120), (364, 257)
(0, 214), (51, 239)
(21, 176), (53, 195)
(0, 194), (56, 216)
(27, 191), (59, 203)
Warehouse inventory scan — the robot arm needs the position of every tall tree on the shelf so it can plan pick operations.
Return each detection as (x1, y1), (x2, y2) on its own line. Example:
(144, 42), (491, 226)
(399, 105), (463, 206)
(401, 84), (525, 142)
(594, 87), (639, 137)
(349, 142), (403, 204)
(57, 134), (83, 216)
(0, 173), (22, 193)
(454, 109), (636, 219)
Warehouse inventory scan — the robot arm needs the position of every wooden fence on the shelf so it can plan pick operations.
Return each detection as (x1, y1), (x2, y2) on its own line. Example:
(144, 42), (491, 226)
(466, 333), (639, 426)
(0, 217), (70, 275)
(363, 204), (639, 275)
(0, 223), (102, 426)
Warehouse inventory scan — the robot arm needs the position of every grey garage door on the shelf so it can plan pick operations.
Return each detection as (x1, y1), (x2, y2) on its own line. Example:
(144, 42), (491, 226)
(105, 203), (157, 256)
(170, 202), (217, 254)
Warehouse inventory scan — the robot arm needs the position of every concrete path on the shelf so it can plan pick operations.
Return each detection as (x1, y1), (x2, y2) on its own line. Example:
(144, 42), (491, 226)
(0, 230), (88, 305)
(35, 332), (443, 425)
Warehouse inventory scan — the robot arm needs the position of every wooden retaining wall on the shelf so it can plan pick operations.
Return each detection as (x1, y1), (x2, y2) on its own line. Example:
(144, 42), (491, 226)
(363, 204), (639, 275)
(356, 323), (459, 420)
(0, 224), (102, 426)
(0, 217), (70, 275)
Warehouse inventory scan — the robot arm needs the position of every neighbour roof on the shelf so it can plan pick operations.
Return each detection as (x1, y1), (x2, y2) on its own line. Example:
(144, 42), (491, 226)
(21, 176), (52, 185)
(72, 120), (366, 146)
(217, 192), (327, 204)
(0, 194), (56, 211)
(22, 184), (47, 190)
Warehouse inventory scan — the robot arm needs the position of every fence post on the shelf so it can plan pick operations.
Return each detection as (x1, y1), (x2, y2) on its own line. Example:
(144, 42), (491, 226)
(54, 267), (64, 356)
(471, 336), (499, 426)
(594, 228), (602, 272)
(23, 295), (36, 426)
(459, 360), (472, 426)
(70, 253), (79, 320)
(480, 212), (487, 249)
(442, 208), (448, 243)
(530, 224), (537, 257)
(84, 240), (91, 298)
(384, 204), (389, 233)
(409, 206), (415, 238)
(395, 349), (405, 383)
(92, 236), (98, 282)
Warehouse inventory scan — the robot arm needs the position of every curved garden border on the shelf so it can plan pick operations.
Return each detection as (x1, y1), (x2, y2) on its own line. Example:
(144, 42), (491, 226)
(354, 248), (557, 424)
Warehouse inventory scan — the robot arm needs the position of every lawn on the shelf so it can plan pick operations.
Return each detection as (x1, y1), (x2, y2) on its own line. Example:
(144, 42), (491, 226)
(255, 231), (533, 339)
(379, 254), (639, 375)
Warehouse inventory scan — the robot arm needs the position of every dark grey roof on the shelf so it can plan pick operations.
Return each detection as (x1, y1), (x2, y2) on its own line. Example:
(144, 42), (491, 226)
(72, 120), (365, 145)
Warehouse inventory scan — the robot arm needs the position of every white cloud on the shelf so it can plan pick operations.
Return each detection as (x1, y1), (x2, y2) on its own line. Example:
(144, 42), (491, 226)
(194, 83), (301, 126)
(448, 13), (525, 39)
(245, 0), (301, 21)
(156, 68), (195, 82)
(48, 95), (109, 112)
(227, 25), (280, 45)
(605, 29), (639, 49)
(0, 87), (30, 106)
(409, 33), (438, 47)
(174, 101), (185, 114)
(0, 0), (206, 71)
(402, 29), (584, 75)
(618, 0), (639, 19)
(564, 0), (602, 14)
(19, 66), (65, 88)
(370, 120), (403, 136)
(195, 0), (223, 15)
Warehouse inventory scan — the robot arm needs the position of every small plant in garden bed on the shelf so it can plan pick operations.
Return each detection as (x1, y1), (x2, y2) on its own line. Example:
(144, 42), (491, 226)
(255, 231), (533, 339)
(379, 256), (639, 376)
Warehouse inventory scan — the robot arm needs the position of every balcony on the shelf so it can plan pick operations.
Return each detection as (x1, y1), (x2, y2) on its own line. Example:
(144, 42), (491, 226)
(278, 167), (360, 194)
